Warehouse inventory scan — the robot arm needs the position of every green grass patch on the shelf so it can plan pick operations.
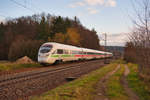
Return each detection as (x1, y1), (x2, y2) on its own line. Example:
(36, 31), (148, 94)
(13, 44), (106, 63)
(31, 63), (118, 100)
(106, 64), (128, 100)
(127, 63), (150, 100)
(0, 63), (42, 71)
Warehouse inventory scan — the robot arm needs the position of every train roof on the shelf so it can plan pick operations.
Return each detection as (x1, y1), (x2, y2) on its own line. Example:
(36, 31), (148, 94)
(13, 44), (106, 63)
(42, 42), (81, 51)
(42, 42), (113, 54)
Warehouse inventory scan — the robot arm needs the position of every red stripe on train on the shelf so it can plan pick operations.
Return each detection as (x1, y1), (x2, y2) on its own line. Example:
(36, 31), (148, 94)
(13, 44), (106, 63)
(75, 55), (105, 57)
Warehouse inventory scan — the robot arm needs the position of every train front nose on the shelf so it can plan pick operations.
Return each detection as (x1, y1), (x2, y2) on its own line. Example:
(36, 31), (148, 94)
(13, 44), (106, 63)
(38, 53), (49, 63)
(38, 44), (52, 63)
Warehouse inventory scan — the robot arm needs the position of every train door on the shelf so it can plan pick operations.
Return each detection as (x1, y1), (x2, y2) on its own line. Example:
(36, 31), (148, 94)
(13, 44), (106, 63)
(57, 49), (63, 61)
(81, 49), (84, 60)
(63, 49), (70, 61)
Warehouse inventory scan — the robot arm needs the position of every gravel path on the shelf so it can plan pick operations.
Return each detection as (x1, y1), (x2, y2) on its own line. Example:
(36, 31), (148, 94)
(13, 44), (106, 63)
(121, 65), (140, 100)
(94, 64), (120, 100)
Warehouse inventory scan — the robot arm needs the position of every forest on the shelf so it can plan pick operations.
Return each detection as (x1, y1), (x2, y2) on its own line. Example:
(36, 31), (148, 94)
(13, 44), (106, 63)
(0, 13), (100, 61)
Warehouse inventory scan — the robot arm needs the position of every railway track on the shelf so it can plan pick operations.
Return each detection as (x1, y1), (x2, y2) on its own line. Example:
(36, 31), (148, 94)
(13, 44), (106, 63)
(0, 60), (101, 84)
(0, 59), (106, 100)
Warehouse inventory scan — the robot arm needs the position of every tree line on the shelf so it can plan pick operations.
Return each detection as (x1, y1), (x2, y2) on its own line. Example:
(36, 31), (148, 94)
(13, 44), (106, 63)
(0, 13), (100, 61)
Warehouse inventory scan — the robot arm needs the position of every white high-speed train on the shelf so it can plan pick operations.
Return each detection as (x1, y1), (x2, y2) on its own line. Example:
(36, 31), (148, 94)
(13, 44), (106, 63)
(38, 42), (113, 64)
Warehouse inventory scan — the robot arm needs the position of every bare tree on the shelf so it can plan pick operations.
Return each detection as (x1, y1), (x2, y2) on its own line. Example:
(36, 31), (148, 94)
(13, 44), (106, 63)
(126, 0), (150, 75)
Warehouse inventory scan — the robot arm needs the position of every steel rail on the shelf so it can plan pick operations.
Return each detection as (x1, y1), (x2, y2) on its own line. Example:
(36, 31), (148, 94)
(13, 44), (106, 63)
(0, 60), (102, 87)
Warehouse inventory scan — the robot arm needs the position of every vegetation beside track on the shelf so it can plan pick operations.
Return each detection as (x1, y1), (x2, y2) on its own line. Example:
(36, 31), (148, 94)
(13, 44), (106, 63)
(106, 64), (128, 100)
(30, 60), (150, 100)
(31, 62), (118, 100)
(0, 62), (42, 71)
(127, 63), (150, 100)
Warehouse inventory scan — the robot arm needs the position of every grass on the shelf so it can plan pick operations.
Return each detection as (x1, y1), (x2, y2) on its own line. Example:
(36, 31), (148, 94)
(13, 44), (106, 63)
(106, 64), (128, 100)
(31, 62), (118, 100)
(0, 62), (42, 71)
(127, 63), (150, 100)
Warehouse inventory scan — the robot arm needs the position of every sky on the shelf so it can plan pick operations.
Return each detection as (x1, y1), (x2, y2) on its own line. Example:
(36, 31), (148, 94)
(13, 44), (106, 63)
(0, 0), (135, 46)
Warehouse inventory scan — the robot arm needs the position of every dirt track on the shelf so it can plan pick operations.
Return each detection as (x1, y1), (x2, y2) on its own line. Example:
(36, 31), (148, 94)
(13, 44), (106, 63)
(95, 65), (120, 100)
(95, 64), (140, 100)
(121, 65), (140, 100)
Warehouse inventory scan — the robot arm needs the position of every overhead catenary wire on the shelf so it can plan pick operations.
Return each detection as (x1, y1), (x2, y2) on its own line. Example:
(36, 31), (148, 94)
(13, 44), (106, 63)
(9, 0), (36, 13)
(0, 0), (45, 22)
(0, 13), (6, 18)
(0, 11), (9, 18)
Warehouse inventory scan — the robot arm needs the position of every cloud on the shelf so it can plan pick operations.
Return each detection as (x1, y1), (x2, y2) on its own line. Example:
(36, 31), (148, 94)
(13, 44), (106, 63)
(105, 0), (116, 7)
(69, 0), (117, 8)
(99, 33), (128, 46)
(77, 12), (84, 17)
(69, 1), (85, 8)
(85, 0), (105, 6)
(0, 17), (5, 23)
(87, 8), (99, 14)
(85, 0), (117, 7)
(69, 0), (117, 16)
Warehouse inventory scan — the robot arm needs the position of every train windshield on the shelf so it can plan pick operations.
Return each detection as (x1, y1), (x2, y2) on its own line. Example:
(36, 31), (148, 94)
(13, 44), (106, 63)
(40, 44), (52, 53)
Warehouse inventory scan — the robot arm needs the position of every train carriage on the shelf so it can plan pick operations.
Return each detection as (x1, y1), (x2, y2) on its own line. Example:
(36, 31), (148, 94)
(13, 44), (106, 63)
(38, 42), (113, 64)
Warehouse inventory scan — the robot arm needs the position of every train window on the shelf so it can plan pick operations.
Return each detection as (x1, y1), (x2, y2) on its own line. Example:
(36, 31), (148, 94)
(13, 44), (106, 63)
(98, 53), (103, 55)
(79, 51), (82, 54)
(83, 52), (87, 54)
(72, 51), (76, 54)
(70, 51), (72, 54)
(64, 50), (69, 54)
(40, 49), (50, 53)
(40, 45), (52, 53)
(57, 49), (63, 54)
(87, 52), (93, 54)
(91, 52), (94, 55)
(72, 51), (78, 54)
